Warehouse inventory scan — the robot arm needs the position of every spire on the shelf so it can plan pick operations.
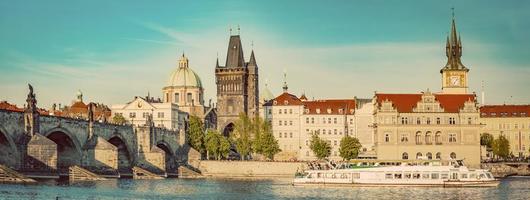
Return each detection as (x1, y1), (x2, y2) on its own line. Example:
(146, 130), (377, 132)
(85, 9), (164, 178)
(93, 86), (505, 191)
(215, 57), (219, 68)
(225, 35), (245, 68)
(179, 53), (189, 68)
(282, 70), (288, 93)
(248, 50), (257, 66)
(441, 8), (468, 72)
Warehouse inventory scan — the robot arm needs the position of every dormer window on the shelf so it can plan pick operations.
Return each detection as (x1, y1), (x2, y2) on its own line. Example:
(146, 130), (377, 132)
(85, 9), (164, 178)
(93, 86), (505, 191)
(327, 108), (332, 114)
(305, 109), (309, 114)
(338, 109), (343, 114)
(284, 100), (289, 105)
(273, 100), (277, 105)
(316, 109), (320, 114)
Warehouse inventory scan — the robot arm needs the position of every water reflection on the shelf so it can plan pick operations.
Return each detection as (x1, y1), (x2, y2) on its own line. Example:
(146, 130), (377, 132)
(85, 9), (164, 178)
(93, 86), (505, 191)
(0, 177), (528, 199)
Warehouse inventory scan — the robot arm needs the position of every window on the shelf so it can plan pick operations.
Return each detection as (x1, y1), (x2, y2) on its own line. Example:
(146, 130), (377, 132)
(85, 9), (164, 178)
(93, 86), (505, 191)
(436, 152), (441, 160)
(279, 109), (282, 114)
(394, 174), (402, 179)
(278, 120), (282, 126)
(334, 140), (337, 146)
(449, 117), (456, 125)
(306, 117), (309, 124)
(416, 132), (422, 144)
(401, 134), (409, 142)
(323, 129), (326, 135)
(435, 132), (442, 144)
(311, 118), (314, 124)
(279, 133), (282, 138)
(468, 117), (472, 125)
(417, 118), (421, 124)
(129, 112), (136, 118)
(157, 112), (164, 118)
(284, 109), (287, 114)
(350, 119), (353, 124)
(289, 109), (292, 114)
(385, 173), (393, 179)
(450, 152), (456, 159)
(328, 118), (331, 124)
(416, 152), (422, 159)
(142, 112), (148, 118)
(290, 132), (293, 138)
(426, 118), (431, 125)
(431, 173), (439, 179)
(334, 129), (337, 135)
(187, 93), (192, 103)
(334, 118), (337, 124)
(402, 152), (408, 159)
(174, 93), (179, 103)
(289, 121), (293, 126)
(436, 117), (441, 124)
(385, 134), (390, 142)
(426, 152), (432, 160)
(449, 134), (457, 143)
(425, 132), (432, 144)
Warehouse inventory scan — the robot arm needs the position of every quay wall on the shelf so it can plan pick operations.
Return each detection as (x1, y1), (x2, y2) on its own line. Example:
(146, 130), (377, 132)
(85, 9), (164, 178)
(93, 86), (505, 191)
(197, 161), (306, 178)
(481, 163), (530, 178)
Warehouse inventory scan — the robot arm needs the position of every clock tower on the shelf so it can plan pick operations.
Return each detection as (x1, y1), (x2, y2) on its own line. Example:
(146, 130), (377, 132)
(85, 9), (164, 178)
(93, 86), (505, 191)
(441, 12), (469, 94)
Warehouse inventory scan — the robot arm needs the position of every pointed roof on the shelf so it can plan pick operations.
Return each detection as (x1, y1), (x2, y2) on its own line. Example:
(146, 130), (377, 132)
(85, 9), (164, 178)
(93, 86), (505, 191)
(248, 50), (257, 66)
(441, 12), (468, 72)
(225, 35), (245, 68)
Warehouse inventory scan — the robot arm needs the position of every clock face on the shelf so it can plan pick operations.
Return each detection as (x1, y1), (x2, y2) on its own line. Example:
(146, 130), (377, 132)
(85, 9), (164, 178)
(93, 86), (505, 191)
(450, 76), (460, 86)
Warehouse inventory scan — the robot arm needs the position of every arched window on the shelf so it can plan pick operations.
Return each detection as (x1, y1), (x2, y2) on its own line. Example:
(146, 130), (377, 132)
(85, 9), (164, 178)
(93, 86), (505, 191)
(436, 152), (441, 160)
(402, 152), (408, 160)
(435, 132), (442, 144)
(416, 152), (423, 159)
(436, 117), (441, 124)
(426, 152), (432, 160)
(385, 134), (390, 142)
(425, 132), (432, 144)
(415, 132), (422, 144)
(174, 93), (180, 104)
(187, 93), (193, 104)
(417, 118), (421, 124)
(450, 152), (456, 159)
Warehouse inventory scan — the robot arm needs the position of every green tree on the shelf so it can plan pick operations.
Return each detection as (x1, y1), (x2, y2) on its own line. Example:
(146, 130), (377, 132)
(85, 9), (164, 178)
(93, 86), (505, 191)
(219, 136), (231, 159)
(188, 115), (206, 154)
(480, 133), (494, 149)
(111, 114), (127, 125)
(492, 135), (510, 159)
(339, 135), (362, 161)
(252, 117), (265, 154)
(258, 120), (281, 160)
(309, 133), (331, 160)
(205, 129), (221, 160)
(232, 113), (253, 160)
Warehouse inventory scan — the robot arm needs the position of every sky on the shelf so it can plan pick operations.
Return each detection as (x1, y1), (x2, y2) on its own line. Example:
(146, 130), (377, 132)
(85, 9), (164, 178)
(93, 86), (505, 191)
(1, 0), (529, 109)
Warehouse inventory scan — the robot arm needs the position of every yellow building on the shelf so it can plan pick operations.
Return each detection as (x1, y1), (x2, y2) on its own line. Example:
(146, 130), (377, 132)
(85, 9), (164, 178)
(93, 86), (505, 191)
(373, 14), (482, 168)
(479, 105), (530, 158)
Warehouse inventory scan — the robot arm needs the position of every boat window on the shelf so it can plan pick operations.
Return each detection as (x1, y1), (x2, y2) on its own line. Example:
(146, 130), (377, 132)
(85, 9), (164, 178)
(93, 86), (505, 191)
(469, 173), (477, 179)
(422, 174), (430, 179)
(441, 173), (449, 179)
(413, 173), (421, 179)
(352, 173), (360, 179)
(317, 173), (322, 178)
(394, 173), (402, 179)
(451, 173), (458, 179)
(404, 173), (411, 179)
(479, 173), (487, 179)
(431, 173), (439, 179)
(461, 173), (468, 179)
(385, 173), (393, 179)
(486, 173), (493, 179)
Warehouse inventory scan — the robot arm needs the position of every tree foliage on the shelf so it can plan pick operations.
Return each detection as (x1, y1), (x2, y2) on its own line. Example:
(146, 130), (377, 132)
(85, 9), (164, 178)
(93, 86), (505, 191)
(309, 133), (331, 160)
(111, 114), (127, 125)
(339, 135), (362, 161)
(480, 133), (494, 149)
(492, 135), (510, 159)
(205, 129), (231, 160)
(232, 113), (253, 160)
(256, 120), (280, 160)
(188, 115), (205, 154)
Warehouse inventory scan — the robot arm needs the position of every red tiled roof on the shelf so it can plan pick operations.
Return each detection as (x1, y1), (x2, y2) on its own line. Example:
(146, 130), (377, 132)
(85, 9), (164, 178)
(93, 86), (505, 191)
(266, 92), (303, 106)
(303, 99), (356, 115)
(375, 93), (475, 113)
(480, 105), (530, 118)
(0, 101), (23, 112)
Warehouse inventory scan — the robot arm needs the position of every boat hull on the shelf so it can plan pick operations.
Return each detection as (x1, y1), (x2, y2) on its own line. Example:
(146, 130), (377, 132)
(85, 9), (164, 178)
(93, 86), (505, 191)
(292, 180), (500, 187)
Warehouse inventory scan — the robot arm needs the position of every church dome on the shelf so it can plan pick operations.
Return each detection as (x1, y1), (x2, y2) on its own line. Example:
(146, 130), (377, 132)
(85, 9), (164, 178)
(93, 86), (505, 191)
(167, 54), (203, 88)
(260, 83), (274, 103)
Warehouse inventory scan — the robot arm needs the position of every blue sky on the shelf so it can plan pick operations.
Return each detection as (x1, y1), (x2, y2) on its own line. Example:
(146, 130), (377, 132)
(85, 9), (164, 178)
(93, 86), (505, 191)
(1, 0), (529, 108)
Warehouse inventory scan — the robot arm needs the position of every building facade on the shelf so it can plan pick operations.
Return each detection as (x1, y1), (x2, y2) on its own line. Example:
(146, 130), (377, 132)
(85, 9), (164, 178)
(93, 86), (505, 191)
(111, 96), (188, 131)
(373, 14), (482, 168)
(479, 105), (530, 158)
(215, 34), (259, 135)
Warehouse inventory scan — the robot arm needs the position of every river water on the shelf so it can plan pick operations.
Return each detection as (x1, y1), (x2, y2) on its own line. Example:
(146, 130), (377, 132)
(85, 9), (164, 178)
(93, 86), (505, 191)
(1, 177), (529, 200)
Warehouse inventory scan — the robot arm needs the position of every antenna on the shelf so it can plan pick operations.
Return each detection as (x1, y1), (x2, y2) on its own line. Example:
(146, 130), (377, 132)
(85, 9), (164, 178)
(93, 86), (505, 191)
(237, 25), (240, 35)
(229, 25), (232, 35)
(481, 80), (485, 105)
(451, 7), (455, 19)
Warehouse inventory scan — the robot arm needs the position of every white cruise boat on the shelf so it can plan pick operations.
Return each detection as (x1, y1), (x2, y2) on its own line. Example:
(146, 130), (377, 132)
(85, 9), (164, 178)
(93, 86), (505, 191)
(293, 160), (499, 187)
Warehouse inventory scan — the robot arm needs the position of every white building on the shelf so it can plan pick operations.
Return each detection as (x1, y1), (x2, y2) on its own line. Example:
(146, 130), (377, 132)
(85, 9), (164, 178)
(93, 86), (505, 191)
(264, 85), (375, 161)
(111, 96), (188, 131)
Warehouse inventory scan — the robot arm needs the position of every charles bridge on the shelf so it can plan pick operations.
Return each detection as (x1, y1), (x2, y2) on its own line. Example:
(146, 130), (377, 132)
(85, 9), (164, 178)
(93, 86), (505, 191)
(0, 85), (198, 180)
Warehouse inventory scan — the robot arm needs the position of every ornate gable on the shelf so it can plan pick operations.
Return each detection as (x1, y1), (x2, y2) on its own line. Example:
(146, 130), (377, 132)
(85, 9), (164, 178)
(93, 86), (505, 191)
(413, 90), (444, 113)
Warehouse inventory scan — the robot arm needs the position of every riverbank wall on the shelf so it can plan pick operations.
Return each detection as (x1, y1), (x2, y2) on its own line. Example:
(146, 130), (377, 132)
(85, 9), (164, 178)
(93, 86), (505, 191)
(481, 163), (530, 178)
(196, 161), (305, 178)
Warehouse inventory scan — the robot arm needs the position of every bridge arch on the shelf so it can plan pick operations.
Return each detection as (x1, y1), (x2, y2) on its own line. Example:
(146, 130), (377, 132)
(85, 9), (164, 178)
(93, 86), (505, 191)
(156, 141), (175, 171)
(43, 127), (83, 170)
(0, 125), (19, 168)
(108, 134), (134, 173)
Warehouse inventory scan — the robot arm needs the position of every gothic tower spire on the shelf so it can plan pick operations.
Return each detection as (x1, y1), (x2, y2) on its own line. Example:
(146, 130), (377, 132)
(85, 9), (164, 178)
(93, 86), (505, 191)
(441, 9), (468, 72)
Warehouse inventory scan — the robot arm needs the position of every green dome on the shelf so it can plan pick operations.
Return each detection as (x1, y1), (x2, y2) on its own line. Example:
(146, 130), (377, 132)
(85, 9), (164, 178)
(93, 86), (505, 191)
(167, 54), (203, 88)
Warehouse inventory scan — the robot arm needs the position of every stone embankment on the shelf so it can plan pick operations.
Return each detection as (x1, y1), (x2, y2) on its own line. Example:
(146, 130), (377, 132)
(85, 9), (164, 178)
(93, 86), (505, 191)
(196, 160), (305, 178)
(481, 163), (530, 178)
(68, 166), (108, 181)
(132, 167), (164, 179)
